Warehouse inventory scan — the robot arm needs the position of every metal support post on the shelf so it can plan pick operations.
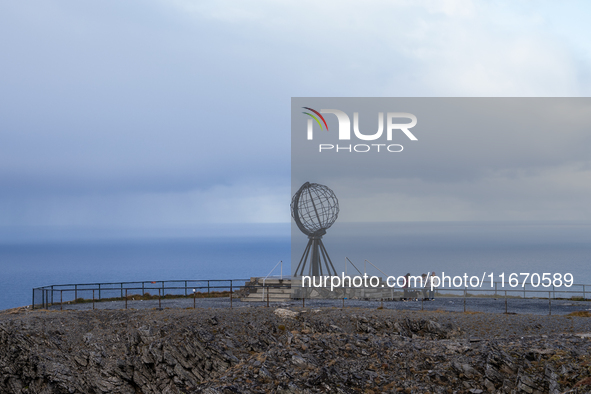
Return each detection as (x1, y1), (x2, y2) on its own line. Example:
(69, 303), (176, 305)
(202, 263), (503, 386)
(463, 289), (466, 312)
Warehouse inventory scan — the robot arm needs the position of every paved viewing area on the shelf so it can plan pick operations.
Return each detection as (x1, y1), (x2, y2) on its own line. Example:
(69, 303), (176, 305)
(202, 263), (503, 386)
(41, 296), (591, 316)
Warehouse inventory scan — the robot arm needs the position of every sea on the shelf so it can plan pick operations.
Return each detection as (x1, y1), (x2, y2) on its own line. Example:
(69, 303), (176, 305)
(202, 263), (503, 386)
(0, 236), (291, 310)
(1, 222), (590, 310)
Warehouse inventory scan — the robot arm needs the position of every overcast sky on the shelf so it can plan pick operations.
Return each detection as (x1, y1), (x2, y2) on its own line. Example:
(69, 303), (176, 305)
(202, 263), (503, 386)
(1, 1), (591, 235)
(292, 98), (591, 222)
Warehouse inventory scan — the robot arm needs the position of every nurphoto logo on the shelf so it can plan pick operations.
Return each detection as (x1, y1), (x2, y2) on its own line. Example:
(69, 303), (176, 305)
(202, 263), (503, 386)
(302, 107), (418, 153)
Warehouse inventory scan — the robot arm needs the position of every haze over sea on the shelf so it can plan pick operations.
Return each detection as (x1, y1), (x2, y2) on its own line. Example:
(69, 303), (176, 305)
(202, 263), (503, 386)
(2, 222), (590, 310)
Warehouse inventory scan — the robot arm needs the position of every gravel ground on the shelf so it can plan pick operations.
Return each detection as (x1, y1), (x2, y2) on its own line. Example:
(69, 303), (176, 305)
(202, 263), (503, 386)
(39, 296), (591, 316)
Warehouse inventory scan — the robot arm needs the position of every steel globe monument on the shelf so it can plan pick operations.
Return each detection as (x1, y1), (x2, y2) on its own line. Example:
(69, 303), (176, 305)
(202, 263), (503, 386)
(291, 182), (339, 276)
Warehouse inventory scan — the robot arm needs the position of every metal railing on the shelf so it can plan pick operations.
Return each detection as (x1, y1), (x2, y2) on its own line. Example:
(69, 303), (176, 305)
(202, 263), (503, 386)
(31, 279), (590, 315)
(32, 279), (250, 310)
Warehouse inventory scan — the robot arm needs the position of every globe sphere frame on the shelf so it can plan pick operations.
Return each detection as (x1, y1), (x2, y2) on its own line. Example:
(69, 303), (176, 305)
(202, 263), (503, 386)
(291, 182), (339, 277)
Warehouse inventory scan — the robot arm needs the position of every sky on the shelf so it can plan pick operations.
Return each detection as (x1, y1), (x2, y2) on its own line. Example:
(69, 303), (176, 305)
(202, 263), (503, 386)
(1, 0), (591, 239)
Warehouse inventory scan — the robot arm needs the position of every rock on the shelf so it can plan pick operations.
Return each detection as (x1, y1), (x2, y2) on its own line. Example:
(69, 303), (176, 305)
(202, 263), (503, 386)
(291, 355), (308, 367)
(273, 308), (299, 319)
(517, 374), (543, 394)
(483, 378), (495, 392)
(0, 308), (589, 393)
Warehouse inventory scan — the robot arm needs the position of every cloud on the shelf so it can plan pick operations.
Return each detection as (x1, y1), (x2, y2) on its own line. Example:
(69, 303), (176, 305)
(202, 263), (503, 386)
(335, 162), (591, 222)
(165, 0), (588, 96)
(1, 1), (590, 230)
(0, 181), (290, 227)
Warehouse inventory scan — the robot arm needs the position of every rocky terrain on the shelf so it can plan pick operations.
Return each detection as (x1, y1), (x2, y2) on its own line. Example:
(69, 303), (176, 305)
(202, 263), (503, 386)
(0, 307), (590, 393)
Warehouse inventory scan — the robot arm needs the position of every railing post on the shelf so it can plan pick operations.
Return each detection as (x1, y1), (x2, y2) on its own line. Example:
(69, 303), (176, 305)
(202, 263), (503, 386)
(125, 289), (128, 310)
(584, 285), (586, 300)
(93, 289), (95, 310)
(266, 286), (269, 307)
(51, 285), (54, 305)
(98, 284), (101, 301)
(142, 282), (144, 296)
(230, 283), (233, 309)
(463, 289), (466, 312)
(159, 289), (161, 309)
(208, 281), (210, 295)
(162, 281), (165, 298)
(494, 281), (497, 296)
(193, 290), (196, 309)
(121, 283), (123, 298)
(60, 290), (63, 311)
(185, 281), (187, 296)
(32, 289), (35, 310)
